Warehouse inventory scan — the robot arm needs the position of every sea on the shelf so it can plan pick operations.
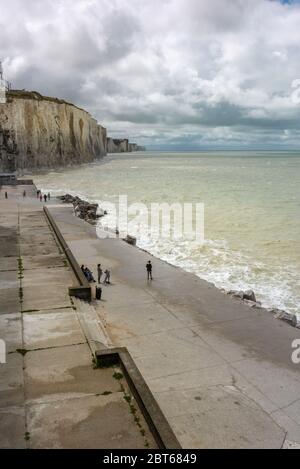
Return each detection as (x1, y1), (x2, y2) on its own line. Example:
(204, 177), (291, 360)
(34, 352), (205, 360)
(32, 151), (300, 315)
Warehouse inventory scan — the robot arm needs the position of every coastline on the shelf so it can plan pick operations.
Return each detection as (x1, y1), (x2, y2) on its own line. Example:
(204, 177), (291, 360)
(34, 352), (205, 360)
(31, 151), (300, 319)
(52, 188), (299, 330)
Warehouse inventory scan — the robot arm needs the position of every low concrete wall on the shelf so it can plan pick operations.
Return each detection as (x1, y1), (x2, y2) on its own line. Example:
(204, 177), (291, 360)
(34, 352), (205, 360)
(43, 206), (91, 301)
(96, 347), (181, 449)
(17, 179), (34, 185)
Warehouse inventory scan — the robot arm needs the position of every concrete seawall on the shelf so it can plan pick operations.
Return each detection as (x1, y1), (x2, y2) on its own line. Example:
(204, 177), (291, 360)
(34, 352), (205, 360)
(47, 203), (300, 449)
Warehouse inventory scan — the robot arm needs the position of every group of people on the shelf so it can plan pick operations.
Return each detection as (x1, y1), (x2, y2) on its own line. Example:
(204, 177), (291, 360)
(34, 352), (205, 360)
(81, 264), (111, 285)
(37, 190), (51, 203)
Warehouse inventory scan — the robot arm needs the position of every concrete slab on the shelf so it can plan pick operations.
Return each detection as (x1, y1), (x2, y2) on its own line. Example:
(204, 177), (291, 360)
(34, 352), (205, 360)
(100, 302), (183, 342)
(131, 336), (225, 381)
(280, 399), (300, 426)
(165, 386), (285, 449)
(0, 238), (18, 257)
(192, 313), (300, 366)
(0, 313), (23, 352)
(0, 353), (24, 407)
(21, 285), (71, 312)
(0, 257), (18, 271)
(232, 359), (300, 409)
(0, 406), (26, 448)
(0, 271), (19, 290)
(0, 226), (18, 236)
(20, 226), (54, 237)
(22, 254), (66, 270)
(96, 283), (155, 308)
(20, 234), (57, 245)
(23, 310), (85, 350)
(26, 393), (152, 449)
(20, 244), (59, 256)
(21, 268), (73, 288)
(0, 288), (20, 314)
(271, 409), (300, 447)
(24, 344), (120, 399)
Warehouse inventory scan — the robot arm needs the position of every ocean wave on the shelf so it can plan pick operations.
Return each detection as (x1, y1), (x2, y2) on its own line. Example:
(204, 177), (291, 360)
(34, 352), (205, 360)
(137, 235), (300, 314)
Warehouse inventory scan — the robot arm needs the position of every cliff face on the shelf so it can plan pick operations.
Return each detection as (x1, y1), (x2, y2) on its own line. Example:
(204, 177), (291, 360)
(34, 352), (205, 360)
(0, 90), (107, 172)
(107, 138), (129, 153)
(107, 138), (146, 153)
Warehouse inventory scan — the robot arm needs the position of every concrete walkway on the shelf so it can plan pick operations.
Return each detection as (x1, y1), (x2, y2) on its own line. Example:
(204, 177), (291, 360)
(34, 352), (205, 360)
(50, 204), (300, 449)
(0, 186), (156, 449)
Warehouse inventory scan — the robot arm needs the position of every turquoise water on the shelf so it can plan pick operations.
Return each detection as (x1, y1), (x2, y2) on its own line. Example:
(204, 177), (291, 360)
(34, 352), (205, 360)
(33, 151), (300, 314)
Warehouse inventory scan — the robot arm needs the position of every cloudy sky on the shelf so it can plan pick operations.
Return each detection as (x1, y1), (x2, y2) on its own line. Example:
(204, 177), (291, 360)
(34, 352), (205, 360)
(1, 0), (300, 149)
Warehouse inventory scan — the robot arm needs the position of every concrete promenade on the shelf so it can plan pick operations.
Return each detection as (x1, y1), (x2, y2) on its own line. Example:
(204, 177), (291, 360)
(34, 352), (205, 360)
(50, 204), (300, 449)
(0, 186), (156, 448)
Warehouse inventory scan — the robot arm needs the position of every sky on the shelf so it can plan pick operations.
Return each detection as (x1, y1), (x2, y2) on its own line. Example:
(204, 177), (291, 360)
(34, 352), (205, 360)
(1, 0), (300, 150)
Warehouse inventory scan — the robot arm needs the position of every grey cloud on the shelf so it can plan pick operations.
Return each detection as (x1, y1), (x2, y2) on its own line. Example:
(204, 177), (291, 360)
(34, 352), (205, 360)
(1, 0), (300, 148)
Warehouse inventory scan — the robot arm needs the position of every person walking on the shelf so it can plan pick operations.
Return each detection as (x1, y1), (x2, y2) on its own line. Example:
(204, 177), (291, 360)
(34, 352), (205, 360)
(47, 192), (51, 201)
(146, 261), (153, 280)
(37, 190), (40, 199)
(23, 190), (26, 197)
(5, 191), (8, 199)
(103, 269), (111, 284)
(97, 264), (103, 283)
(43, 194), (47, 203)
(39, 194), (43, 202)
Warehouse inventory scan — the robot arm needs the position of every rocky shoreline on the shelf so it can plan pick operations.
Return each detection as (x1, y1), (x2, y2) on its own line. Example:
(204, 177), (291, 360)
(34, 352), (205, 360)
(227, 289), (300, 328)
(58, 194), (106, 225)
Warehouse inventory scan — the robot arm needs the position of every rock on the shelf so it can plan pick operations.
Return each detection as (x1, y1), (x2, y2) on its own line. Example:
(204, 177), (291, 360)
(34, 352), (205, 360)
(97, 208), (105, 217)
(227, 290), (244, 299)
(228, 289), (257, 302)
(243, 290), (257, 302)
(292, 313), (300, 328)
(59, 194), (106, 225)
(269, 308), (296, 325)
(124, 235), (137, 246)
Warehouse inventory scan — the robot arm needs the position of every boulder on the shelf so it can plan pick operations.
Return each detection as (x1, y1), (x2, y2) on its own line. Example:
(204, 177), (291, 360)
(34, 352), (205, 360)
(124, 235), (137, 246)
(243, 290), (257, 302)
(59, 194), (107, 225)
(227, 290), (244, 299)
(292, 313), (300, 328)
(269, 308), (295, 325)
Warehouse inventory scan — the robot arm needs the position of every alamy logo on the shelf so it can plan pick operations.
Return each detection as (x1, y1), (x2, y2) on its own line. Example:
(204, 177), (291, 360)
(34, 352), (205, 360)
(0, 339), (6, 364)
(291, 339), (300, 365)
(96, 195), (205, 244)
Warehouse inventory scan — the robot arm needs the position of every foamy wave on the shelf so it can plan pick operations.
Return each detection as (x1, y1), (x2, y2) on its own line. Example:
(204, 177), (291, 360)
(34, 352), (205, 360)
(137, 235), (300, 315)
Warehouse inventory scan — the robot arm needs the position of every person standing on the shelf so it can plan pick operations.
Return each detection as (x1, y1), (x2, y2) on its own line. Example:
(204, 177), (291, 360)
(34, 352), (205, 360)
(97, 264), (103, 283)
(146, 261), (153, 280)
(39, 194), (43, 202)
(23, 190), (26, 197)
(5, 191), (8, 199)
(48, 193), (51, 201)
